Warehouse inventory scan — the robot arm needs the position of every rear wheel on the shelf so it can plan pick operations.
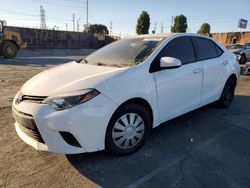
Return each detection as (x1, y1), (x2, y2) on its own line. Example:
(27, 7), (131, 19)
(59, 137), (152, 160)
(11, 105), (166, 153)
(106, 104), (151, 155)
(217, 78), (236, 108)
(2, 42), (17, 59)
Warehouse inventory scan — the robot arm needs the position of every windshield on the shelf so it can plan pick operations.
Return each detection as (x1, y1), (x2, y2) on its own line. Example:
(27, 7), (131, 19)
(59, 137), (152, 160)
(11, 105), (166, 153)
(226, 44), (244, 50)
(83, 37), (165, 67)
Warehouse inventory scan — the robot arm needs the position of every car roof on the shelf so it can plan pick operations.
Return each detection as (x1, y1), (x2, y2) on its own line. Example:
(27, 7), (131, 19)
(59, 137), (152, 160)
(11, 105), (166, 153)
(126, 33), (213, 39)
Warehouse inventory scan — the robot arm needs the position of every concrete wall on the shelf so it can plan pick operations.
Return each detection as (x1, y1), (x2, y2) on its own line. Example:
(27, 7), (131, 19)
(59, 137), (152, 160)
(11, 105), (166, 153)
(5, 26), (116, 49)
(211, 31), (250, 45)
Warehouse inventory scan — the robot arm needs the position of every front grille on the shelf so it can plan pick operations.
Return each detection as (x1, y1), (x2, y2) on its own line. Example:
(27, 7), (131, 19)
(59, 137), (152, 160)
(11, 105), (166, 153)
(13, 109), (45, 143)
(19, 124), (45, 143)
(22, 95), (47, 103)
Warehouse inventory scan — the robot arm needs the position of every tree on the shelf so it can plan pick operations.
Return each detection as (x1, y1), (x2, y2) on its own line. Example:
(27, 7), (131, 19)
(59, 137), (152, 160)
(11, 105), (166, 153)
(136, 11), (150, 35)
(171, 15), (187, 33)
(197, 23), (211, 35)
(84, 24), (109, 34)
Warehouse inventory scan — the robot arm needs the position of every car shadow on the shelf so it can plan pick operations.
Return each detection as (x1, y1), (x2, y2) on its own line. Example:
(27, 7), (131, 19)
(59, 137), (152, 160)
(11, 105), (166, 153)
(66, 95), (250, 188)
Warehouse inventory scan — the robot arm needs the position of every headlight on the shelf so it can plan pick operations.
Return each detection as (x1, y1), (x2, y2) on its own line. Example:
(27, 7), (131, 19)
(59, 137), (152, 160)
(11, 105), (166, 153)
(42, 89), (100, 111)
(15, 91), (22, 104)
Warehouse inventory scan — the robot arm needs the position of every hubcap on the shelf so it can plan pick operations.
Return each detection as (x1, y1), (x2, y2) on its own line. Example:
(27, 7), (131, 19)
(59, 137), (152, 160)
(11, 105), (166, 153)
(7, 46), (14, 55)
(112, 113), (145, 149)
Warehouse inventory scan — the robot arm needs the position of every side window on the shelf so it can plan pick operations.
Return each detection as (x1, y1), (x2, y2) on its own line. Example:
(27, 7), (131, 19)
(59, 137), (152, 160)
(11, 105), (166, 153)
(158, 36), (195, 65)
(192, 37), (218, 61)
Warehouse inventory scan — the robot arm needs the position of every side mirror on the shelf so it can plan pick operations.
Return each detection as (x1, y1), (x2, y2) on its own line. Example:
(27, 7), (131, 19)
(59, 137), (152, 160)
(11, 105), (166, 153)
(160, 57), (182, 69)
(245, 46), (250, 49)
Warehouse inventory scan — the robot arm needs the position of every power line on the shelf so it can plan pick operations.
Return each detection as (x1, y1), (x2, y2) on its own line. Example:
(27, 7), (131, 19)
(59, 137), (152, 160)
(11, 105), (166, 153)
(0, 8), (39, 17)
(31, 0), (84, 9)
(64, 0), (83, 3)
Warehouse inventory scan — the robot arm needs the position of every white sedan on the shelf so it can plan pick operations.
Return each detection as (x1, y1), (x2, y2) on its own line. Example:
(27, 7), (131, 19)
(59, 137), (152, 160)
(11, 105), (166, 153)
(13, 33), (240, 155)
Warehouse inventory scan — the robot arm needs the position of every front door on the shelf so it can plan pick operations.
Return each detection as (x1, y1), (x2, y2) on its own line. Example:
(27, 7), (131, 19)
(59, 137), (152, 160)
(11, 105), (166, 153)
(153, 36), (203, 123)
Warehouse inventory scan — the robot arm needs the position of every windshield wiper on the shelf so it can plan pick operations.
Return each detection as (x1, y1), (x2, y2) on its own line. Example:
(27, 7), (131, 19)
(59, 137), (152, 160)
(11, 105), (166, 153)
(95, 62), (123, 68)
(96, 62), (107, 66)
(83, 57), (88, 64)
(111, 64), (122, 68)
(75, 58), (83, 63)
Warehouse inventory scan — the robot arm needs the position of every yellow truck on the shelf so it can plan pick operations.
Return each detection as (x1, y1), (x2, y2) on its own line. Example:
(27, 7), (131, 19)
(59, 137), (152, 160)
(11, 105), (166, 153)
(0, 20), (26, 58)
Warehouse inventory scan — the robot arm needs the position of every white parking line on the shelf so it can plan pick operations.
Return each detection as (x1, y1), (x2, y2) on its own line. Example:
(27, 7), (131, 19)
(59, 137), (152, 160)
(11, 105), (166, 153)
(126, 157), (184, 188)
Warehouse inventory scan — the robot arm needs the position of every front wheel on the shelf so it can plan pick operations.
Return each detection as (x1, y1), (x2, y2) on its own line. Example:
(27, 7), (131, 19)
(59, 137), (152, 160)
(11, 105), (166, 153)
(2, 42), (17, 59)
(106, 104), (151, 155)
(217, 78), (236, 108)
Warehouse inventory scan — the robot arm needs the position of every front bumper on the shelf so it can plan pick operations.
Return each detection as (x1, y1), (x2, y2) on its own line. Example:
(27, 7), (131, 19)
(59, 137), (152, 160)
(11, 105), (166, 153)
(12, 93), (118, 154)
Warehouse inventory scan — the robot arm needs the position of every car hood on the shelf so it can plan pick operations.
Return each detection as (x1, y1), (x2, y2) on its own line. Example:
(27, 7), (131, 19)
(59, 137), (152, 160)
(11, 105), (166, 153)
(21, 61), (126, 96)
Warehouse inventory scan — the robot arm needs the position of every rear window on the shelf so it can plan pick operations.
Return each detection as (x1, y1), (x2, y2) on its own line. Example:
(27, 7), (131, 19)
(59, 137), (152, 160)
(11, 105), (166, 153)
(193, 37), (218, 61)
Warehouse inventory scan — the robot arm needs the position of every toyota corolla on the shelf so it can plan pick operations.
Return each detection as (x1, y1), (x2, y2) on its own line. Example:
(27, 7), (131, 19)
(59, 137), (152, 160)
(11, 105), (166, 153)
(12, 33), (240, 155)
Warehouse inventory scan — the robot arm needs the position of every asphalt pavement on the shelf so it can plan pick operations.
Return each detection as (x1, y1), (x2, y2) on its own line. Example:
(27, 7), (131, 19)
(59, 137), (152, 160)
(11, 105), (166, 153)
(0, 52), (250, 188)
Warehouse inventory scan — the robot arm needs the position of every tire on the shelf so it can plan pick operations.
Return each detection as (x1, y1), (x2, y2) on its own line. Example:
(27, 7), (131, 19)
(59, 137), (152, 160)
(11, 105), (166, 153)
(239, 54), (247, 64)
(2, 42), (17, 59)
(105, 104), (151, 155)
(217, 78), (236, 108)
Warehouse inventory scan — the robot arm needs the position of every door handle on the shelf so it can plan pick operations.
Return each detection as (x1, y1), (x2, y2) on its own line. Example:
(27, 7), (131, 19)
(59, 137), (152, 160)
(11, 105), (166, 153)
(223, 60), (229, 65)
(193, 68), (203, 73)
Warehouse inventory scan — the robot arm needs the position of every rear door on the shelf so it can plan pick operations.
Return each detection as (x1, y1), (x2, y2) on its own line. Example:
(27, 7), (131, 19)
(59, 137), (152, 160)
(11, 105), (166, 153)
(153, 36), (203, 123)
(192, 37), (228, 105)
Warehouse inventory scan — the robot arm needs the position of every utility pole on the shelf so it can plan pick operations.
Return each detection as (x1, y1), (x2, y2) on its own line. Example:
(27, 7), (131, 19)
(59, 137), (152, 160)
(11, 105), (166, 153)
(109, 21), (113, 35)
(170, 16), (174, 31)
(72, 13), (75, 31)
(154, 22), (157, 33)
(77, 18), (81, 32)
(86, 0), (89, 26)
(161, 22), (164, 33)
(66, 23), (68, 31)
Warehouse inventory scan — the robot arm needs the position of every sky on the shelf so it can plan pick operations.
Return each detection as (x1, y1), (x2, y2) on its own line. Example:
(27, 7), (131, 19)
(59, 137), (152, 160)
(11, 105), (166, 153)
(0, 0), (250, 37)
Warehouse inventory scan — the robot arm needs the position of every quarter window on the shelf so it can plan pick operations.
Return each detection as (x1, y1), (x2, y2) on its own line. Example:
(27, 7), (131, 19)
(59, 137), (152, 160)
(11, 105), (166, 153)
(157, 36), (195, 65)
(215, 44), (223, 56)
(192, 37), (218, 61)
